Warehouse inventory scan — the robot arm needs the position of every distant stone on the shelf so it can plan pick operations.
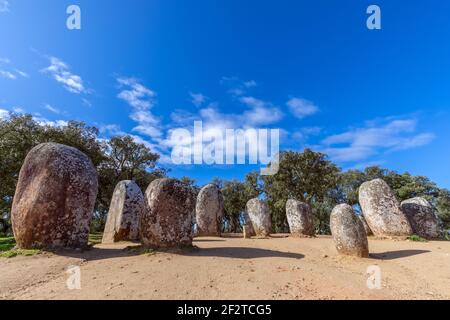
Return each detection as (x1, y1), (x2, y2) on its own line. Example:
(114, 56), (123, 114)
(11, 143), (98, 249)
(358, 214), (373, 236)
(141, 178), (196, 248)
(195, 184), (224, 236)
(359, 179), (413, 237)
(401, 197), (442, 239)
(102, 181), (145, 244)
(246, 198), (271, 237)
(243, 225), (253, 239)
(286, 200), (315, 237)
(330, 204), (369, 258)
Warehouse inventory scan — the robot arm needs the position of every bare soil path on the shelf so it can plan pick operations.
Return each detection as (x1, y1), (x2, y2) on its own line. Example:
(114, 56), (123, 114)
(1, 235), (449, 300)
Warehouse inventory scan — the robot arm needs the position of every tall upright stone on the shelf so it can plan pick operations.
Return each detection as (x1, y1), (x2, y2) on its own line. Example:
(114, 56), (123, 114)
(11, 143), (98, 249)
(401, 197), (442, 239)
(141, 178), (196, 248)
(330, 204), (369, 258)
(242, 211), (255, 238)
(359, 179), (413, 237)
(286, 200), (315, 237)
(195, 184), (224, 236)
(102, 181), (145, 244)
(246, 198), (271, 237)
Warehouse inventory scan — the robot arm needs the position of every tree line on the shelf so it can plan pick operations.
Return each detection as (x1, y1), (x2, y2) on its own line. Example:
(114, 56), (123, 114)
(1, 114), (449, 236)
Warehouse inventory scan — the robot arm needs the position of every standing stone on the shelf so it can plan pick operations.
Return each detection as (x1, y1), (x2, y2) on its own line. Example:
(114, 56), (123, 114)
(11, 143), (98, 249)
(401, 197), (442, 239)
(358, 214), (373, 236)
(286, 200), (315, 237)
(195, 184), (224, 236)
(242, 211), (255, 237)
(141, 178), (196, 248)
(330, 204), (369, 258)
(359, 179), (413, 237)
(246, 198), (271, 237)
(102, 181), (145, 244)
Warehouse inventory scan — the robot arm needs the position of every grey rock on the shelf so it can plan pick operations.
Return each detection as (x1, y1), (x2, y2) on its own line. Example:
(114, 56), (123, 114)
(358, 214), (373, 236)
(286, 200), (315, 237)
(401, 197), (442, 239)
(11, 143), (98, 249)
(330, 204), (369, 258)
(195, 184), (224, 236)
(102, 181), (145, 244)
(140, 178), (196, 248)
(246, 198), (271, 237)
(359, 179), (413, 237)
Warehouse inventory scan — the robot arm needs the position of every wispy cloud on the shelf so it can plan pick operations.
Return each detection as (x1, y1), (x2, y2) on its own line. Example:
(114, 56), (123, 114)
(287, 97), (319, 119)
(41, 57), (86, 94)
(318, 117), (435, 163)
(221, 76), (258, 98)
(0, 70), (16, 80)
(0, 108), (9, 120)
(15, 69), (29, 78)
(0, 1), (9, 13)
(0, 57), (10, 64)
(116, 77), (162, 139)
(44, 104), (60, 114)
(189, 92), (207, 107)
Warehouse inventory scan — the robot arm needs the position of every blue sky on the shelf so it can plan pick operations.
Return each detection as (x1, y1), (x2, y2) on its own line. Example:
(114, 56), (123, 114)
(1, 0), (450, 188)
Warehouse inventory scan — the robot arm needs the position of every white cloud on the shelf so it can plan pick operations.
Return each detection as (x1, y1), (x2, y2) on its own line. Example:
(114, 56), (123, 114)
(44, 104), (60, 114)
(318, 118), (435, 163)
(116, 77), (162, 139)
(239, 96), (284, 126)
(0, 108), (9, 120)
(15, 69), (29, 78)
(0, 57), (10, 64)
(41, 57), (86, 94)
(287, 97), (319, 119)
(0, 1), (9, 13)
(189, 92), (207, 107)
(0, 70), (16, 80)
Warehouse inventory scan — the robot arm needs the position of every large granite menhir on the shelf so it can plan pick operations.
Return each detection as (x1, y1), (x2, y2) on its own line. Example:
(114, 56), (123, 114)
(196, 184), (224, 236)
(102, 180), (145, 244)
(246, 198), (272, 237)
(286, 199), (315, 237)
(141, 178), (196, 248)
(11, 143), (98, 249)
(401, 197), (442, 239)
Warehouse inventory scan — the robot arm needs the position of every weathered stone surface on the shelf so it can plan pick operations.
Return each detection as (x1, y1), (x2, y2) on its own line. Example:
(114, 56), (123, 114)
(358, 214), (373, 236)
(243, 225), (253, 239)
(195, 184), (224, 236)
(246, 198), (271, 237)
(330, 204), (369, 258)
(102, 181), (145, 244)
(11, 143), (98, 249)
(286, 200), (315, 237)
(401, 197), (442, 239)
(141, 178), (196, 248)
(359, 179), (413, 237)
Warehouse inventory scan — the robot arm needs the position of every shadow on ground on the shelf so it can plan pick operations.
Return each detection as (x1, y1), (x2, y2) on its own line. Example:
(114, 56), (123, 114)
(370, 250), (430, 260)
(183, 247), (304, 260)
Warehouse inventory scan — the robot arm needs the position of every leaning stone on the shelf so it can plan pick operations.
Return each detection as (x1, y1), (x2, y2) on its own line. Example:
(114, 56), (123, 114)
(11, 143), (98, 249)
(358, 214), (373, 236)
(141, 178), (196, 248)
(359, 179), (413, 237)
(195, 184), (224, 236)
(286, 200), (315, 237)
(246, 198), (271, 237)
(102, 181), (145, 244)
(401, 197), (442, 239)
(330, 204), (369, 258)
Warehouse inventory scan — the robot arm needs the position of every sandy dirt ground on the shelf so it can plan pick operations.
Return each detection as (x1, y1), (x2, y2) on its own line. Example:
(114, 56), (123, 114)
(1, 235), (449, 300)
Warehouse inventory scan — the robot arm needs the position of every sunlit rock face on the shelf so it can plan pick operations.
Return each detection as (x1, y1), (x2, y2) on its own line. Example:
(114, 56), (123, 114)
(102, 180), (145, 244)
(401, 197), (442, 239)
(246, 198), (272, 237)
(330, 204), (369, 258)
(195, 184), (224, 237)
(141, 178), (196, 248)
(12, 143), (98, 249)
(359, 179), (413, 237)
(286, 200), (315, 237)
